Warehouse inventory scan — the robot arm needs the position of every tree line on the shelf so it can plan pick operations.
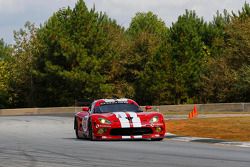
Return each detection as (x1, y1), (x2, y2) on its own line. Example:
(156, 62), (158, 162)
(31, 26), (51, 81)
(0, 0), (249, 108)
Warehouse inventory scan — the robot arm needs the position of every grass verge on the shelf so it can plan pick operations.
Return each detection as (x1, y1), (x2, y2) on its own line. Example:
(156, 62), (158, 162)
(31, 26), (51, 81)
(162, 111), (250, 115)
(166, 117), (250, 141)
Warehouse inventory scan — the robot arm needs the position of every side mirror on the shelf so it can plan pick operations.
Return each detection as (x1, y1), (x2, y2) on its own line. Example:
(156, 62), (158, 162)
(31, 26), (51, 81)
(82, 107), (89, 112)
(145, 106), (152, 111)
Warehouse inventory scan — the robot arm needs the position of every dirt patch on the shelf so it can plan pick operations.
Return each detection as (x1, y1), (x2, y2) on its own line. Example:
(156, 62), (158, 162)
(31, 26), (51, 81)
(162, 111), (250, 115)
(166, 116), (250, 141)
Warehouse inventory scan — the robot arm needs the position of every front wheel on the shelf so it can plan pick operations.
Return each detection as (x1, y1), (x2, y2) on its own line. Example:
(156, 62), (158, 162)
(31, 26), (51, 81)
(88, 121), (94, 141)
(75, 118), (80, 139)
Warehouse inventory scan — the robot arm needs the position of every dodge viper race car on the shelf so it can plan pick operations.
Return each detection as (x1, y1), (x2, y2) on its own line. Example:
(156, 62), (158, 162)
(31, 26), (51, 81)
(74, 98), (166, 140)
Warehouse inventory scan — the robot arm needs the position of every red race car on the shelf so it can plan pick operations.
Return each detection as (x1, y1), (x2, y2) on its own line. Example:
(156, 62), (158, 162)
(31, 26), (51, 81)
(74, 98), (166, 141)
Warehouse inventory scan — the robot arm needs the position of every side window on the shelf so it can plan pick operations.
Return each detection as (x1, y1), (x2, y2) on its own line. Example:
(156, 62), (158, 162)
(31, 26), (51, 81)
(90, 102), (95, 113)
(94, 107), (101, 113)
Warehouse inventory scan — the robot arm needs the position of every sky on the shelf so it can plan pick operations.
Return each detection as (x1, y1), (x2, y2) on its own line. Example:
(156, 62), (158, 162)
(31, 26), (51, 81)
(0, 0), (249, 44)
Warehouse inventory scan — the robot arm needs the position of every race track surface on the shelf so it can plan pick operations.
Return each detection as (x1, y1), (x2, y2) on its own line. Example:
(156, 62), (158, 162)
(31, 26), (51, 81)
(0, 116), (250, 167)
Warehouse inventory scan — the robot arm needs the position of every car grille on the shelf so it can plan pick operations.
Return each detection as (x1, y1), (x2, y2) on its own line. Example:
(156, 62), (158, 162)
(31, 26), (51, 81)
(110, 128), (153, 136)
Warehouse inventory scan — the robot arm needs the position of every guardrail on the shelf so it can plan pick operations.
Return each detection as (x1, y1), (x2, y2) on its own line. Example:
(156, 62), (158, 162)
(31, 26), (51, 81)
(158, 103), (250, 113)
(0, 103), (250, 116)
(0, 107), (81, 116)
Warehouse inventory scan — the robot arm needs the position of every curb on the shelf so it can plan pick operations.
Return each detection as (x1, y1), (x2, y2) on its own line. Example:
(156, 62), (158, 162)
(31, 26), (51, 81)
(165, 133), (250, 148)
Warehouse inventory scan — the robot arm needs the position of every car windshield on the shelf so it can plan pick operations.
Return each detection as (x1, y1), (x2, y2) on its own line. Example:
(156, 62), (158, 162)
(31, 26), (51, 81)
(94, 103), (142, 113)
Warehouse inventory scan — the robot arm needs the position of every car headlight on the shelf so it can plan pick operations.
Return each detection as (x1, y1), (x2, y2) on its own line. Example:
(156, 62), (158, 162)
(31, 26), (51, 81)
(150, 116), (159, 123)
(98, 118), (111, 124)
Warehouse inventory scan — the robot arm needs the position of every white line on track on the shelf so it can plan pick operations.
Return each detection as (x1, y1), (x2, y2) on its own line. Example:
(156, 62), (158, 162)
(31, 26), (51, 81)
(165, 133), (250, 148)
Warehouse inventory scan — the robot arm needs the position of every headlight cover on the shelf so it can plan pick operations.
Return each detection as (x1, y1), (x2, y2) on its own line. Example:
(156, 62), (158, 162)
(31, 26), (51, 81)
(150, 116), (159, 123)
(98, 118), (111, 124)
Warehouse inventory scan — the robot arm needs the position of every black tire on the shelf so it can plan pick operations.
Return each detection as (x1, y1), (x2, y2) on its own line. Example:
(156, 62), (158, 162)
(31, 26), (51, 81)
(75, 118), (80, 139)
(151, 138), (164, 141)
(88, 121), (94, 141)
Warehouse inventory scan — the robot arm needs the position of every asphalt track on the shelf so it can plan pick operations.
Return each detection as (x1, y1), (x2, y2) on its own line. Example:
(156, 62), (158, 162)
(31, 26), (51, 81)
(0, 116), (250, 167)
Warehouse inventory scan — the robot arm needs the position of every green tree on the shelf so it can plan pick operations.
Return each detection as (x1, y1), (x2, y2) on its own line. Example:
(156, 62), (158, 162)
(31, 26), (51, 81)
(31, 0), (127, 106)
(126, 12), (172, 104)
(223, 8), (250, 101)
(224, 17), (250, 70)
(169, 10), (208, 104)
(201, 3), (250, 103)
(234, 65), (250, 101)
(198, 10), (231, 103)
(200, 57), (237, 102)
(3, 0), (250, 108)
(8, 22), (39, 107)
(232, 2), (250, 19)
(204, 10), (230, 58)
(0, 39), (12, 108)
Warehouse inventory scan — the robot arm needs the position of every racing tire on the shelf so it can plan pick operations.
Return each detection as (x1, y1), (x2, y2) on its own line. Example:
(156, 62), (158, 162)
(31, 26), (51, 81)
(151, 138), (164, 141)
(75, 118), (80, 139)
(88, 121), (94, 141)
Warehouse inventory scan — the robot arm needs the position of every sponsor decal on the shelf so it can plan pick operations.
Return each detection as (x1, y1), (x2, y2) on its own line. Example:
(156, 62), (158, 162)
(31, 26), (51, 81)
(101, 99), (128, 105)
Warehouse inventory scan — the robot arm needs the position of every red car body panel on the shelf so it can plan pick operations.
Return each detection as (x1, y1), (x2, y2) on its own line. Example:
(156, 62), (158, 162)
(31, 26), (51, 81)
(74, 98), (166, 140)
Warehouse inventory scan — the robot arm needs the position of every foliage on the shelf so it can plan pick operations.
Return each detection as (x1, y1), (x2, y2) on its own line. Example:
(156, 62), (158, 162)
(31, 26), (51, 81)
(0, 1), (249, 108)
(126, 12), (171, 104)
(169, 10), (209, 104)
(0, 39), (12, 108)
(201, 4), (250, 103)
(26, 0), (127, 106)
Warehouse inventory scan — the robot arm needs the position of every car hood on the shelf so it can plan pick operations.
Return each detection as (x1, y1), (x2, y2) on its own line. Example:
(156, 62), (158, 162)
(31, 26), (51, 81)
(92, 111), (162, 124)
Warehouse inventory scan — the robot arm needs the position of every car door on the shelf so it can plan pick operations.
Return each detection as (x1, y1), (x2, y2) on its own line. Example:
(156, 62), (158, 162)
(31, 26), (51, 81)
(82, 102), (96, 134)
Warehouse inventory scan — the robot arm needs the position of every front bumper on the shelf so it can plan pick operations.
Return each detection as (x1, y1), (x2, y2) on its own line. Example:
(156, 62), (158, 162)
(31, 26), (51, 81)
(91, 122), (166, 140)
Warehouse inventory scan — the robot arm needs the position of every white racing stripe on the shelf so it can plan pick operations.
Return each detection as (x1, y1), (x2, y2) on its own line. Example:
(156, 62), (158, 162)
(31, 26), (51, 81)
(126, 112), (142, 128)
(133, 135), (142, 139)
(114, 112), (130, 128)
(114, 111), (143, 139)
(122, 136), (131, 139)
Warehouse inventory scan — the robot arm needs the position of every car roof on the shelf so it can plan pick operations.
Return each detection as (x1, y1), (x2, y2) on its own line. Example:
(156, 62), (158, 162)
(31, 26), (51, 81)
(93, 98), (138, 107)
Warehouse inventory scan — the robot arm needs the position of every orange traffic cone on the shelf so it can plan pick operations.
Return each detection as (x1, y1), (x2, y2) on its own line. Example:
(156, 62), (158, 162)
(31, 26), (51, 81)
(188, 105), (198, 119)
(193, 104), (198, 117)
(188, 111), (193, 119)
